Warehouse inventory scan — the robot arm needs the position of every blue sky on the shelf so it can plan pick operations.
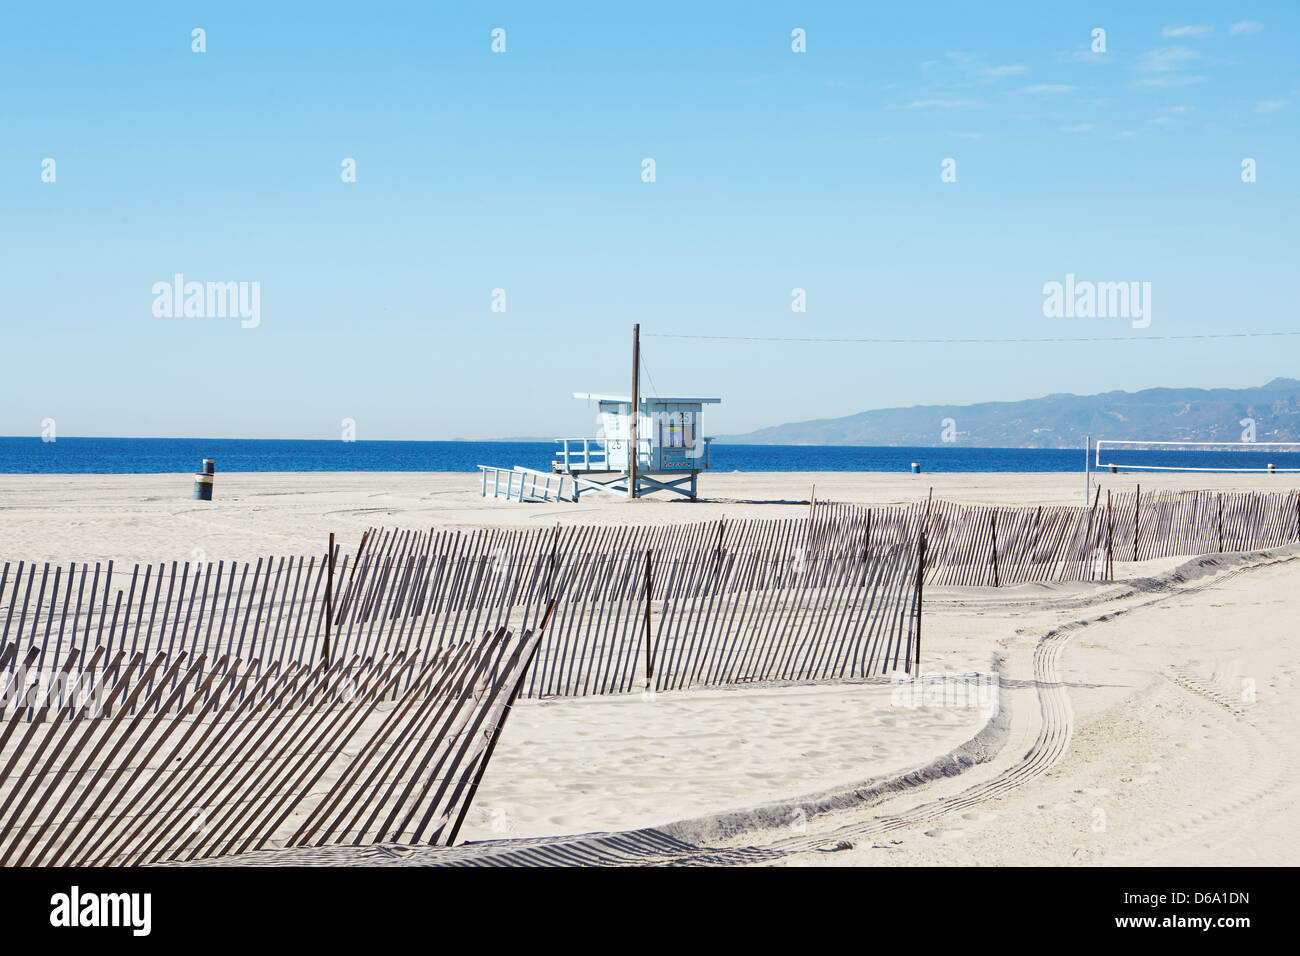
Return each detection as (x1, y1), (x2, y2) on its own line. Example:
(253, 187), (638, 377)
(1, 2), (1296, 440)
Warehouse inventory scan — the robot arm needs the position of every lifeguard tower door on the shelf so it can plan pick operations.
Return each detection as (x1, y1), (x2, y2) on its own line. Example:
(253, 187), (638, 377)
(598, 400), (631, 472)
(653, 404), (701, 472)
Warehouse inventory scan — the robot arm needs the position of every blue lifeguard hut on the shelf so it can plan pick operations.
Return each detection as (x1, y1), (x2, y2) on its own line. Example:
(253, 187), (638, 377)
(555, 392), (720, 499)
(477, 323), (720, 501)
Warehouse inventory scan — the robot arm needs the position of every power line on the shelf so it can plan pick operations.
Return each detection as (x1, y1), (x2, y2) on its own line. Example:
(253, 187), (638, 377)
(640, 346), (662, 398)
(645, 329), (1300, 345)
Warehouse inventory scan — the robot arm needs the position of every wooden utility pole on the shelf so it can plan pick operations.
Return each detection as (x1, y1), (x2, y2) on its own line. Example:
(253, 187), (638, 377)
(629, 323), (640, 500)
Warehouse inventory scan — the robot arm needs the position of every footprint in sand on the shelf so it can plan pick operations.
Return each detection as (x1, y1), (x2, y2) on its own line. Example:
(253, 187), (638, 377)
(924, 827), (967, 840)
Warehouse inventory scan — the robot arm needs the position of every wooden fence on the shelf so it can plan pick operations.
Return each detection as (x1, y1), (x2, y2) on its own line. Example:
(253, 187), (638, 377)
(813, 487), (1300, 588)
(3, 485), (1297, 865)
(3, 488), (1296, 708)
(0, 620), (544, 866)
(0, 514), (926, 705)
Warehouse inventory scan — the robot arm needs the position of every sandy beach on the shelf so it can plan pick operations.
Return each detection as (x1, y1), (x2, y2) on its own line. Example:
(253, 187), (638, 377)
(0, 469), (1285, 566)
(3, 469), (1297, 866)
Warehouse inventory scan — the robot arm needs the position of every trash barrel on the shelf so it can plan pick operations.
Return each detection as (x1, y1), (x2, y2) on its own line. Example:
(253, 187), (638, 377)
(193, 473), (214, 500)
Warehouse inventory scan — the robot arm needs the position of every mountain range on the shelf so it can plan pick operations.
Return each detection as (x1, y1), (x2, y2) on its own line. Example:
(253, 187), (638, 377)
(720, 378), (1300, 448)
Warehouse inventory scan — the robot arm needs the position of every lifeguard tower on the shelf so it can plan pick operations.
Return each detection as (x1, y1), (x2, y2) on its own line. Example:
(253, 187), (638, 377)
(477, 323), (720, 502)
(555, 392), (720, 499)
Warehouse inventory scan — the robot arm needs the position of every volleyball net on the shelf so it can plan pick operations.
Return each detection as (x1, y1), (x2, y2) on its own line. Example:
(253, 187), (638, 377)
(1094, 440), (1300, 474)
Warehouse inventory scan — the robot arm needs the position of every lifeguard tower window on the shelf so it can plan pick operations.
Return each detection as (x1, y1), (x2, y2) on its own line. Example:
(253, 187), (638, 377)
(662, 412), (694, 449)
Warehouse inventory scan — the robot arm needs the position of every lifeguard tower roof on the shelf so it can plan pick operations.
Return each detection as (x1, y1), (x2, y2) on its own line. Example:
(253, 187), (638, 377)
(572, 392), (721, 404)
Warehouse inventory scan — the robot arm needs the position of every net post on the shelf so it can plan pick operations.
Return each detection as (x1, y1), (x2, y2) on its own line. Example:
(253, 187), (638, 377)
(1085, 434), (1091, 506)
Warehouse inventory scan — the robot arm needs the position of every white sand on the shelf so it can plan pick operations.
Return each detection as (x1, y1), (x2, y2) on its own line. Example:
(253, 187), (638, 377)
(0, 470), (1285, 566)
(3, 470), (1298, 865)
(457, 676), (993, 843)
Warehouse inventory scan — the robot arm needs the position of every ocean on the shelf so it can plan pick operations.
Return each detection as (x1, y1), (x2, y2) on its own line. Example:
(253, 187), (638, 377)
(3, 437), (1298, 475)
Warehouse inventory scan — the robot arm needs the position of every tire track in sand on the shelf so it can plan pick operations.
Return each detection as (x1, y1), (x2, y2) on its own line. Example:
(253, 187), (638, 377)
(644, 550), (1300, 864)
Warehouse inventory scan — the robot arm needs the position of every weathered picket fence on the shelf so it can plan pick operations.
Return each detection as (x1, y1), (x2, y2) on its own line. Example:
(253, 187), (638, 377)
(823, 487), (1300, 587)
(3, 488), (1297, 709)
(0, 512), (926, 706)
(0, 619), (544, 866)
(3, 485), (1297, 866)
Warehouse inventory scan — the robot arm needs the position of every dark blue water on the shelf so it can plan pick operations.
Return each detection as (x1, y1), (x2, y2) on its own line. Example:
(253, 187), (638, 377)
(4, 437), (1300, 475)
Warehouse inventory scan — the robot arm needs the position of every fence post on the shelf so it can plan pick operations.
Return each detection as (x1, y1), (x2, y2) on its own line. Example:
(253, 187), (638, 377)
(712, 516), (726, 589)
(644, 550), (654, 688)
(1218, 493), (1223, 553)
(913, 530), (926, 677)
(862, 508), (872, 563)
(1106, 490), (1113, 580)
(324, 532), (334, 667)
(546, 524), (558, 600)
(990, 511), (1000, 587)
(1134, 483), (1141, 562)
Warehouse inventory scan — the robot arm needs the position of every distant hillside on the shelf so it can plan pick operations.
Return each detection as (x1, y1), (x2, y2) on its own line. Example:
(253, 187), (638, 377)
(721, 378), (1300, 448)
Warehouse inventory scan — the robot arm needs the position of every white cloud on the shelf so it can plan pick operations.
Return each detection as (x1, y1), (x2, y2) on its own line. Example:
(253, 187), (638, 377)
(904, 98), (982, 109)
(1230, 21), (1264, 35)
(1135, 46), (1200, 73)
(1013, 84), (1077, 95)
(1162, 25), (1212, 38)
(1149, 105), (1195, 125)
(979, 64), (1028, 78)
(1062, 49), (1111, 65)
(1256, 99), (1287, 114)
(1133, 75), (1206, 89)
(1060, 124), (1094, 133)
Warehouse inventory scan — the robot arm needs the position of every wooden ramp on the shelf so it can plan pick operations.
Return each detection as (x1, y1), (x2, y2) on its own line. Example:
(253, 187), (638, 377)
(479, 465), (573, 502)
